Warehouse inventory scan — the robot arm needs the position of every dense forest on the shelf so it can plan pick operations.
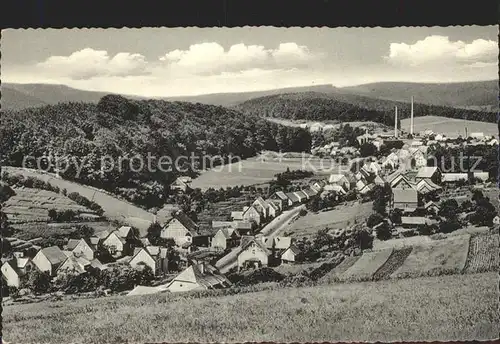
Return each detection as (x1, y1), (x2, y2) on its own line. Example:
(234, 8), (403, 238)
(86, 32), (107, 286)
(0, 95), (311, 208)
(236, 91), (496, 124)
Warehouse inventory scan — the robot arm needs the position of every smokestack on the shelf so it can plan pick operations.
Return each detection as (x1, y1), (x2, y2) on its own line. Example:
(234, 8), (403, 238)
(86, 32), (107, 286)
(410, 96), (414, 135)
(394, 106), (398, 138)
(465, 127), (468, 138)
(410, 96), (413, 135)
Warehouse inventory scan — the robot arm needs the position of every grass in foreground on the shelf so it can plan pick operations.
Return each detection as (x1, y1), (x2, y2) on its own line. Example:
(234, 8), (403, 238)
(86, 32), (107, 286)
(3, 272), (498, 343)
(391, 234), (471, 279)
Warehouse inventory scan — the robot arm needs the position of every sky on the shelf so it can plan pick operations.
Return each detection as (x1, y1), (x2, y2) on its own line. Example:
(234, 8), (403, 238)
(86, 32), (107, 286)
(1, 26), (497, 97)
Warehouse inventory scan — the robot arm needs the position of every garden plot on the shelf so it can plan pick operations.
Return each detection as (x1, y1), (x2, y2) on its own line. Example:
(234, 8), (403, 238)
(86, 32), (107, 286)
(339, 249), (393, 282)
(463, 234), (500, 274)
(3, 187), (94, 223)
(391, 234), (471, 279)
(317, 256), (360, 284)
(372, 247), (413, 281)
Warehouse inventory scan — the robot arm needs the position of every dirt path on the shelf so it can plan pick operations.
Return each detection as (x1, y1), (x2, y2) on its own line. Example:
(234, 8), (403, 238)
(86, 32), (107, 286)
(3, 167), (155, 236)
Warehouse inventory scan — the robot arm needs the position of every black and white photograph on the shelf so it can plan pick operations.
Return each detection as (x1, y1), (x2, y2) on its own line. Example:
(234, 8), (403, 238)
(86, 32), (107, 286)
(0, 24), (499, 343)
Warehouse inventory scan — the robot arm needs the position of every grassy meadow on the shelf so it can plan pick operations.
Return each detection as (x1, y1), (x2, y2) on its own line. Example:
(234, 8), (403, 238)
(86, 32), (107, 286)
(339, 248), (393, 282)
(401, 115), (498, 138)
(3, 272), (498, 343)
(190, 154), (342, 190)
(3, 167), (155, 236)
(286, 201), (373, 239)
(391, 234), (471, 279)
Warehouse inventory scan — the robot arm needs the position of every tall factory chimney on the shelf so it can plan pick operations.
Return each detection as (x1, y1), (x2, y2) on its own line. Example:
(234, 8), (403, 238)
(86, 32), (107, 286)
(394, 106), (398, 138)
(410, 96), (414, 135)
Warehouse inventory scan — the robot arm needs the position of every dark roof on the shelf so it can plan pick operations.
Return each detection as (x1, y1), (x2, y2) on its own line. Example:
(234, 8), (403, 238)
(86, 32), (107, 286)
(284, 245), (301, 256)
(169, 211), (201, 236)
(393, 189), (418, 204)
(303, 187), (318, 197)
(240, 236), (271, 255)
(273, 191), (288, 201)
(65, 239), (79, 251)
(40, 246), (67, 266)
(285, 192), (300, 203)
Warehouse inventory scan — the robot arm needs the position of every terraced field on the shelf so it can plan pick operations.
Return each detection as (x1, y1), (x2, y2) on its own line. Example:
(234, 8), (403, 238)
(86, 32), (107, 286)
(463, 234), (500, 274)
(372, 247), (413, 281)
(339, 249), (393, 282)
(3, 187), (97, 223)
(391, 234), (471, 279)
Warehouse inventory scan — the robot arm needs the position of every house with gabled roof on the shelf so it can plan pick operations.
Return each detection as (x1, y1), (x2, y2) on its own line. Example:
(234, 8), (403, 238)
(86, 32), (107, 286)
(64, 238), (94, 261)
(382, 152), (399, 170)
(57, 254), (91, 275)
(424, 201), (440, 215)
(362, 161), (382, 176)
(285, 192), (300, 205)
(266, 200), (279, 218)
(230, 220), (252, 234)
(170, 176), (192, 193)
(302, 187), (318, 199)
(281, 245), (302, 264)
(1, 253), (35, 287)
(270, 191), (293, 209)
(211, 227), (241, 251)
(294, 190), (308, 203)
(324, 184), (347, 195)
(328, 174), (350, 191)
(415, 166), (441, 183)
(374, 175), (386, 186)
(231, 211), (244, 221)
(242, 205), (263, 226)
(391, 189), (419, 213)
(102, 231), (128, 258)
(32, 246), (68, 276)
(442, 173), (468, 184)
(166, 263), (231, 293)
(252, 197), (270, 218)
(416, 178), (442, 195)
(236, 236), (272, 271)
(129, 247), (156, 275)
(310, 180), (326, 193)
(161, 210), (209, 247)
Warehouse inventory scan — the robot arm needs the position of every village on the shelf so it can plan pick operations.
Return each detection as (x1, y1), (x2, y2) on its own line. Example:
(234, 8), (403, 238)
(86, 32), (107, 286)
(2, 99), (498, 299)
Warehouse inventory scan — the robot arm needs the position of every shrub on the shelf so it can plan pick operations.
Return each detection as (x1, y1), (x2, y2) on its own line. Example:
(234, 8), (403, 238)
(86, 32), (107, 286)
(22, 271), (51, 295)
(375, 222), (391, 240)
(299, 208), (308, 217)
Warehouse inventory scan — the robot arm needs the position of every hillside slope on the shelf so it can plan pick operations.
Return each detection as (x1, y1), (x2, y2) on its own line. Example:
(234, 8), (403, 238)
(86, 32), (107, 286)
(0, 95), (311, 208)
(236, 91), (496, 124)
(3, 80), (497, 111)
(1, 83), (143, 110)
(340, 80), (498, 109)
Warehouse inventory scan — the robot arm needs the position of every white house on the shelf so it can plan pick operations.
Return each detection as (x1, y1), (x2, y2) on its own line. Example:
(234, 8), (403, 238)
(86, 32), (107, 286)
(64, 238), (94, 261)
(281, 245), (301, 264)
(1, 254), (35, 288)
(32, 246), (68, 276)
(129, 248), (156, 275)
(236, 236), (271, 271)
(166, 263), (231, 293)
(170, 176), (192, 192)
(328, 174), (350, 191)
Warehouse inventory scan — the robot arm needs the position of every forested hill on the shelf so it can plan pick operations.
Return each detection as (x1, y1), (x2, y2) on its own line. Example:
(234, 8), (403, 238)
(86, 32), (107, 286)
(0, 95), (311, 208)
(236, 91), (496, 124)
(339, 80), (498, 110)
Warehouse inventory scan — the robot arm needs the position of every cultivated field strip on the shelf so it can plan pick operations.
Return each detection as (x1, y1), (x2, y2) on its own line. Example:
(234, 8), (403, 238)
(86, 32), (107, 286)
(391, 234), (471, 279)
(463, 234), (500, 274)
(372, 247), (413, 281)
(3, 187), (94, 223)
(339, 248), (393, 282)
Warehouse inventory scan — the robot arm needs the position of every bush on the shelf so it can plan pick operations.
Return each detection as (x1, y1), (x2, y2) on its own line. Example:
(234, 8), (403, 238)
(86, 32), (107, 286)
(375, 222), (391, 240)
(367, 213), (384, 228)
(438, 219), (461, 234)
(299, 208), (308, 217)
(22, 271), (51, 295)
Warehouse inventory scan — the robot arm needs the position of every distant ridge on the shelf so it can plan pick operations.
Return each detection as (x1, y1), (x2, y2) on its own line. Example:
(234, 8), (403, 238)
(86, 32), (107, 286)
(1, 80), (497, 111)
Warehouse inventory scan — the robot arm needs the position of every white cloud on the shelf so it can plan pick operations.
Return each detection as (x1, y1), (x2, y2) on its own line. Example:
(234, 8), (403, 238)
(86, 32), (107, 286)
(36, 48), (148, 79)
(158, 42), (321, 75)
(385, 35), (497, 67)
